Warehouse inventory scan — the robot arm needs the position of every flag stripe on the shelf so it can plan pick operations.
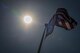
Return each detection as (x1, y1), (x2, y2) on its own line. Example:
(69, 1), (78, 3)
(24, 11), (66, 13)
(65, 22), (72, 29)
(60, 19), (68, 29)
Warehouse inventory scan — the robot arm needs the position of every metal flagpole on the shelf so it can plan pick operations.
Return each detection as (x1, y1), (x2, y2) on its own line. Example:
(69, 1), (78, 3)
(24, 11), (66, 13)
(37, 26), (46, 53)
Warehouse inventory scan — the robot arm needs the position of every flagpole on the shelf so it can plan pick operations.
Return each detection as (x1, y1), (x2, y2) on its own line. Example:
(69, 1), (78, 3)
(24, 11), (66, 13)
(37, 27), (46, 53)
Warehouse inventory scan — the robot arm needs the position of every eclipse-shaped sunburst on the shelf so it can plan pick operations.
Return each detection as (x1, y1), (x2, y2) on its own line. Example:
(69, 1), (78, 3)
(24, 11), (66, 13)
(24, 16), (32, 24)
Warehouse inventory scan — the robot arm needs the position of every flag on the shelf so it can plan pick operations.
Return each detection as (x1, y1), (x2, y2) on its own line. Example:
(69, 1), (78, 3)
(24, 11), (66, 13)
(45, 8), (77, 38)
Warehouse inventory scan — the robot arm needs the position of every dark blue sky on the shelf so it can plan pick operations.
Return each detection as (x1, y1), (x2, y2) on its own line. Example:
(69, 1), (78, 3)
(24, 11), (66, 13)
(0, 0), (80, 53)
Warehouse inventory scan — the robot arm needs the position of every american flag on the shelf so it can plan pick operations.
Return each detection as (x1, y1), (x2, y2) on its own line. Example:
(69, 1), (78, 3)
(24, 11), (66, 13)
(45, 8), (77, 38)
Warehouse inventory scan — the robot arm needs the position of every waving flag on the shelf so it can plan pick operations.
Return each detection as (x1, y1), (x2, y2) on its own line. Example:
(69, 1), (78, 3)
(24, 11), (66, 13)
(45, 8), (77, 38)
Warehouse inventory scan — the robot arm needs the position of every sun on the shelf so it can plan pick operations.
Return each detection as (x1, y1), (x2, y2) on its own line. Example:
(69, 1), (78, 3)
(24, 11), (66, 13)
(24, 16), (32, 24)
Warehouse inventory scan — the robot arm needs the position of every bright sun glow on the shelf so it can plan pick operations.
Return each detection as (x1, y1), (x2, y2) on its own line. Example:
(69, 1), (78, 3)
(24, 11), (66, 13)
(24, 16), (32, 24)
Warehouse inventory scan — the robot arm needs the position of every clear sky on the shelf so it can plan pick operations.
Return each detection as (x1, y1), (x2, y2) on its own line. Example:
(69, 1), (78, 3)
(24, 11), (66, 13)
(0, 0), (80, 53)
